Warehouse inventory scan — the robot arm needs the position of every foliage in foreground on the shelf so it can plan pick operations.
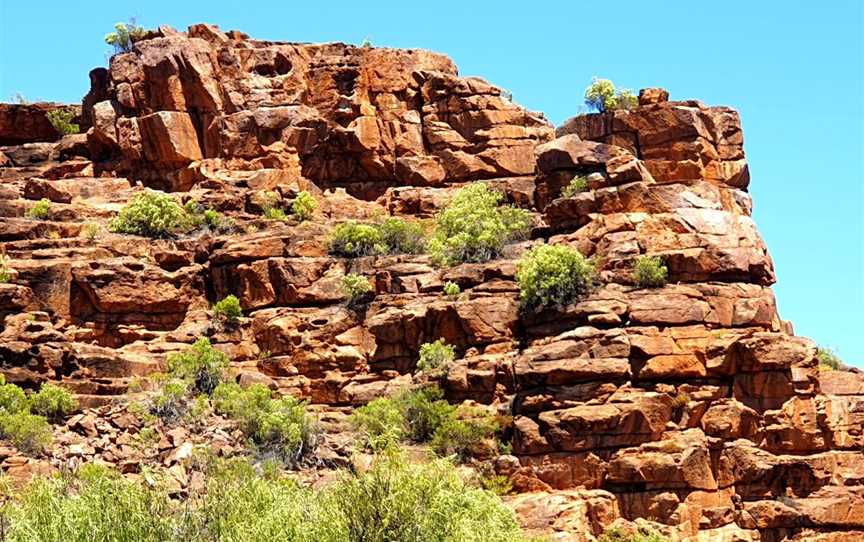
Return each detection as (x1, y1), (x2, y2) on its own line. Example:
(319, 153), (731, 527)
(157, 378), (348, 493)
(0, 452), (529, 542)
(584, 77), (638, 113)
(350, 386), (498, 461)
(633, 255), (668, 288)
(0, 377), (75, 455)
(516, 243), (597, 308)
(428, 183), (532, 266)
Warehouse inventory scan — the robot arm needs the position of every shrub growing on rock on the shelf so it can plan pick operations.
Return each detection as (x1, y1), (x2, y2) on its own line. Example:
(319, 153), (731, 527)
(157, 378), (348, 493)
(430, 407), (498, 461)
(341, 273), (374, 305)
(0, 254), (11, 283)
(442, 281), (461, 299)
(585, 77), (639, 113)
(561, 175), (589, 197)
(817, 348), (844, 371)
(330, 221), (384, 257)
(516, 243), (597, 308)
(428, 183), (532, 266)
(212, 295), (243, 324)
(348, 395), (406, 449)
(105, 21), (145, 53)
(110, 191), (187, 238)
(633, 255), (668, 288)
(291, 191), (317, 222)
(0, 411), (52, 455)
(80, 222), (100, 241)
(599, 526), (672, 542)
(166, 338), (230, 395)
(417, 339), (455, 373)
(0, 376), (28, 414)
(212, 382), (319, 464)
(45, 108), (78, 135)
(28, 383), (77, 421)
(377, 217), (426, 254)
(26, 198), (50, 220)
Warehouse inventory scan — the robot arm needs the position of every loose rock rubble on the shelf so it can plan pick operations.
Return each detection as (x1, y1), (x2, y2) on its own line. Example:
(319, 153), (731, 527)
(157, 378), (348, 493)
(1, 23), (861, 542)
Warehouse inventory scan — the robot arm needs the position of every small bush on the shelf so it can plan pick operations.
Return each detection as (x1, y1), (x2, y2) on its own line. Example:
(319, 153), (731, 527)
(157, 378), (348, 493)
(149, 379), (190, 423)
(443, 281), (461, 299)
(585, 77), (639, 113)
(398, 386), (454, 442)
(599, 526), (672, 542)
(818, 348), (844, 371)
(349, 396), (406, 449)
(0, 377), (28, 414)
(417, 339), (455, 373)
(26, 198), (50, 220)
(430, 407), (498, 461)
(516, 243), (597, 308)
(341, 273), (373, 305)
(212, 383), (319, 464)
(166, 338), (230, 395)
(105, 21), (145, 53)
(0, 412), (52, 454)
(428, 183), (532, 266)
(561, 175), (589, 197)
(212, 295), (243, 324)
(80, 222), (100, 241)
(377, 217), (426, 254)
(0, 254), (11, 283)
(260, 191), (288, 221)
(633, 255), (668, 288)
(28, 383), (77, 421)
(45, 108), (78, 135)
(291, 191), (317, 222)
(330, 221), (384, 257)
(110, 191), (187, 238)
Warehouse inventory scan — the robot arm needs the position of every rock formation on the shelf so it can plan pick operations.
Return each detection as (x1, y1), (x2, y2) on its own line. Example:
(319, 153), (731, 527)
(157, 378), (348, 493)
(1, 24), (861, 541)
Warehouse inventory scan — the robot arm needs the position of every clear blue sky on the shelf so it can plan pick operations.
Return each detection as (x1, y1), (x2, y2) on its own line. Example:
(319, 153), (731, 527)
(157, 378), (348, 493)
(2, 1), (862, 365)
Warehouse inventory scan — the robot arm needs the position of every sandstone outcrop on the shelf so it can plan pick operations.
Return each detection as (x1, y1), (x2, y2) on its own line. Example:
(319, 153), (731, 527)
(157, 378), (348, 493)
(0, 24), (861, 541)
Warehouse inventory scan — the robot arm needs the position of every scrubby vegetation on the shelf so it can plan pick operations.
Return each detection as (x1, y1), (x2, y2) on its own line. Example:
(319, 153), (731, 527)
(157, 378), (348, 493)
(443, 281), (461, 299)
(212, 295), (243, 324)
(428, 183), (532, 266)
(26, 198), (50, 220)
(561, 175), (589, 197)
(818, 347), (844, 371)
(165, 338), (230, 396)
(105, 21), (145, 53)
(516, 243), (597, 308)
(330, 218), (426, 257)
(261, 191), (288, 221)
(585, 77), (638, 113)
(45, 108), (79, 135)
(80, 222), (100, 241)
(212, 382), (319, 465)
(341, 273), (374, 306)
(599, 526), (672, 542)
(0, 254), (11, 283)
(417, 339), (455, 373)
(110, 191), (187, 237)
(0, 376), (75, 455)
(351, 385), (498, 461)
(633, 255), (668, 288)
(0, 452), (529, 542)
(291, 191), (317, 222)
(184, 200), (233, 233)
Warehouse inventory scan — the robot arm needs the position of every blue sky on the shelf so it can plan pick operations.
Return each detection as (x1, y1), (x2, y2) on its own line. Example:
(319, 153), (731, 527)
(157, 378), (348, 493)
(1, 1), (862, 365)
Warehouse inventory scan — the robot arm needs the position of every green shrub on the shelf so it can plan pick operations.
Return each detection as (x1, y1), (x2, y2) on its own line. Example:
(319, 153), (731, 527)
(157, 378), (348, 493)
(212, 295), (243, 323)
(0, 377), (28, 415)
(166, 338), (230, 395)
(110, 191), (187, 238)
(561, 175), (589, 197)
(149, 378), (190, 423)
(3, 453), (529, 542)
(0, 412), (52, 455)
(443, 281), (461, 299)
(585, 77), (639, 113)
(26, 198), (50, 220)
(260, 191), (288, 221)
(397, 386), (454, 442)
(377, 217), (426, 254)
(430, 407), (498, 461)
(105, 21), (145, 53)
(428, 183), (532, 266)
(817, 348), (844, 371)
(291, 191), (317, 222)
(599, 526), (672, 542)
(212, 383), (319, 464)
(330, 221), (384, 257)
(417, 339), (455, 373)
(516, 243), (597, 308)
(45, 108), (79, 135)
(80, 222), (100, 241)
(28, 383), (77, 421)
(341, 273), (374, 305)
(0, 254), (11, 283)
(349, 396), (406, 449)
(633, 255), (668, 288)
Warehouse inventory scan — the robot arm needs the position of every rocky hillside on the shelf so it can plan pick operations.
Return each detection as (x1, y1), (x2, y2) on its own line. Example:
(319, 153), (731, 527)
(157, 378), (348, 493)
(1, 23), (862, 542)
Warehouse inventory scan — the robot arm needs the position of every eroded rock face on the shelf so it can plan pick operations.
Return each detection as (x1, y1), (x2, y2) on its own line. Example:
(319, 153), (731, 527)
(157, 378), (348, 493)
(0, 23), (861, 541)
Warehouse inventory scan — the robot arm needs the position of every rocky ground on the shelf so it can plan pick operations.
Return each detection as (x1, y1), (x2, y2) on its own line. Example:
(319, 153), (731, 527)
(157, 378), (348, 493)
(1, 23), (862, 542)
